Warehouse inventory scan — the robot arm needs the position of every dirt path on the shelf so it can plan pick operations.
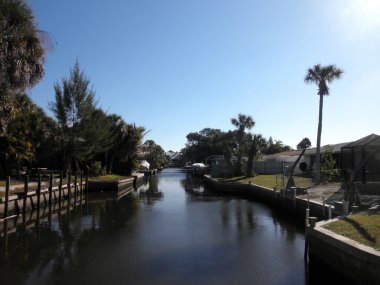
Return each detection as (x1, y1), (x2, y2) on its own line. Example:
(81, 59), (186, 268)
(297, 182), (380, 207)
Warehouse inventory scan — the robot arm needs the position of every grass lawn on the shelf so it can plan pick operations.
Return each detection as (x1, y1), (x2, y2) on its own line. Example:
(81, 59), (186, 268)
(218, 174), (314, 189)
(323, 213), (380, 251)
(0, 179), (25, 187)
(88, 174), (131, 181)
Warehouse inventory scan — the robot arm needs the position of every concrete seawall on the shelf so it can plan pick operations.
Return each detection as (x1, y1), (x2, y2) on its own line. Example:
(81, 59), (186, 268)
(203, 175), (332, 220)
(308, 221), (380, 285)
(87, 174), (145, 192)
(203, 175), (380, 284)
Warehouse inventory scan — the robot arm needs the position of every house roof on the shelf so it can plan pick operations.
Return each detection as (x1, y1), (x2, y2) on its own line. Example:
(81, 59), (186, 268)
(264, 150), (302, 159)
(264, 142), (350, 159)
(171, 152), (183, 160)
(342, 133), (380, 148)
(304, 142), (350, 155)
(262, 134), (378, 159)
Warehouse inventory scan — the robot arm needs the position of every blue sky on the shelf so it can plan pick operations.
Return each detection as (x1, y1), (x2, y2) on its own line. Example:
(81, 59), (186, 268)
(28, 0), (380, 151)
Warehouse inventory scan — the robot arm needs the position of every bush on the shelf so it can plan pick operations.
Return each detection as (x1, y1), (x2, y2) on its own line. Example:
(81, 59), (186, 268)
(320, 145), (340, 183)
(89, 161), (103, 177)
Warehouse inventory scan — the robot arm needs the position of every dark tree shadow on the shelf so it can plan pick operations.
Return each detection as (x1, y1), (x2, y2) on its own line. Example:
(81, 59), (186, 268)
(344, 217), (376, 244)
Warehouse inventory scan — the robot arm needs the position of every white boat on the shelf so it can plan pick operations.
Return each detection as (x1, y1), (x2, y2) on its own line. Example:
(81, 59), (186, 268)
(191, 163), (206, 170)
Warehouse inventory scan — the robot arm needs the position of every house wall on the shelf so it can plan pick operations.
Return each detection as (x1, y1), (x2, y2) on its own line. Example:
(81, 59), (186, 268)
(256, 155), (312, 175)
(211, 158), (313, 176)
(210, 161), (233, 177)
(253, 161), (292, 175)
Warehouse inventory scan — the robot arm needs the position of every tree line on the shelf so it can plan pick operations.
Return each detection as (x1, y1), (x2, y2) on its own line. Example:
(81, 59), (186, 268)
(0, 0), (168, 178)
(1, 1), (344, 184)
(182, 62), (343, 184)
(181, 113), (296, 177)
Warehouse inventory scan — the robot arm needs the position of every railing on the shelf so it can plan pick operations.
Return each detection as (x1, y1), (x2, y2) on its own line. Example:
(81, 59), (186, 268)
(1, 170), (88, 222)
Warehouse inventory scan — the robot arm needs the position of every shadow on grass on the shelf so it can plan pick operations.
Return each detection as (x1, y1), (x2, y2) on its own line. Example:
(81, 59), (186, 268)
(345, 217), (376, 244)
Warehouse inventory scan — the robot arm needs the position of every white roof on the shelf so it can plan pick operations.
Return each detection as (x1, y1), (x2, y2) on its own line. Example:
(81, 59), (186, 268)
(140, 160), (150, 169)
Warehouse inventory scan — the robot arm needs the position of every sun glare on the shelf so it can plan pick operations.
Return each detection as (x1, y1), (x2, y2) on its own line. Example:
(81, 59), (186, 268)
(340, 0), (380, 36)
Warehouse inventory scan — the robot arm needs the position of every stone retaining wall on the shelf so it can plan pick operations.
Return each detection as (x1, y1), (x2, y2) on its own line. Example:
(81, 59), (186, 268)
(204, 175), (331, 219)
(308, 221), (380, 285)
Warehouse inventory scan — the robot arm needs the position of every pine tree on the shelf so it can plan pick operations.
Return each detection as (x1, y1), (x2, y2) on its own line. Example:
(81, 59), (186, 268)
(51, 62), (112, 172)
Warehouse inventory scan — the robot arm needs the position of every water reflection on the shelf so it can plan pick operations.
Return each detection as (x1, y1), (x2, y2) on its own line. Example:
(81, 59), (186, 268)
(139, 176), (163, 205)
(0, 187), (142, 285)
(0, 169), (354, 285)
(182, 175), (301, 240)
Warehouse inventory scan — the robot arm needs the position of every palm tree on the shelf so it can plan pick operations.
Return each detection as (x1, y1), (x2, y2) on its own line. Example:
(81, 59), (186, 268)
(121, 124), (147, 175)
(231, 113), (255, 175)
(305, 64), (343, 184)
(296, 137), (311, 150)
(104, 114), (126, 173)
(246, 134), (266, 177)
(0, 0), (46, 93)
(0, 0), (48, 136)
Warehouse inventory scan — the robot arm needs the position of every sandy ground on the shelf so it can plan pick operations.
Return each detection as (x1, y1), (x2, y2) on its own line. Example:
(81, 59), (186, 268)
(297, 182), (380, 207)
(297, 182), (341, 204)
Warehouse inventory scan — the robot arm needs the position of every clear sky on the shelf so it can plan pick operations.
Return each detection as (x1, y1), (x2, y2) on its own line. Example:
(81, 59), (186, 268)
(27, 0), (380, 152)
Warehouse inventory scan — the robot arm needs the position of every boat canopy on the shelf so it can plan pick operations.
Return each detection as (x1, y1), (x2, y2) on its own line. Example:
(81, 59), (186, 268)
(191, 163), (206, 169)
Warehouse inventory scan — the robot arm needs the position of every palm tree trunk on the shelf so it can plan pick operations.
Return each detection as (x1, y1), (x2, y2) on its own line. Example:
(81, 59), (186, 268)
(223, 148), (234, 175)
(237, 151), (243, 176)
(246, 144), (256, 177)
(107, 153), (116, 174)
(315, 94), (324, 184)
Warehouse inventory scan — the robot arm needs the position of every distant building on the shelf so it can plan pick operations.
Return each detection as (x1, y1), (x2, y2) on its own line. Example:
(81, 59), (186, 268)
(205, 154), (238, 177)
(167, 152), (183, 167)
(139, 160), (150, 171)
(205, 155), (225, 166)
(165, 150), (176, 157)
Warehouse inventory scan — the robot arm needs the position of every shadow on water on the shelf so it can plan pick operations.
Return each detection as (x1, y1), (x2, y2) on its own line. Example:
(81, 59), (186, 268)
(182, 174), (356, 285)
(0, 168), (357, 285)
(0, 183), (146, 285)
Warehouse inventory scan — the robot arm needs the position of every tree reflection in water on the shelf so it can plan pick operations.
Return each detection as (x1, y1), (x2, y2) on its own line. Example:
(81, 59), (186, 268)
(0, 169), (355, 285)
(0, 190), (140, 285)
(139, 175), (163, 205)
(182, 175), (304, 243)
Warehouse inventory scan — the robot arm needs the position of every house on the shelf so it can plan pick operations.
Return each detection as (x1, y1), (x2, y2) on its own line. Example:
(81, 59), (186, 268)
(340, 134), (380, 185)
(205, 154), (238, 177)
(205, 154), (224, 166)
(304, 142), (349, 171)
(260, 150), (306, 174)
(168, 152), (183, 167)
(259, 135), (380, 175)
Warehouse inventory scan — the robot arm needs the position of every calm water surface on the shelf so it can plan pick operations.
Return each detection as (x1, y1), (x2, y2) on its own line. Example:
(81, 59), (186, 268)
(0, 168), (351, 285)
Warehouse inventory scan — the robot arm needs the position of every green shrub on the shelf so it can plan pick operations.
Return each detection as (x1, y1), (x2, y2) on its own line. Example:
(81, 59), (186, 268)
(320, 145), (340, 183)
(89, 161), (103, 177)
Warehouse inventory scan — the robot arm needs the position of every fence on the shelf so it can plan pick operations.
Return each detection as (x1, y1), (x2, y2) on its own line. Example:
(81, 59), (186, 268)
(0, 170), (88, 225)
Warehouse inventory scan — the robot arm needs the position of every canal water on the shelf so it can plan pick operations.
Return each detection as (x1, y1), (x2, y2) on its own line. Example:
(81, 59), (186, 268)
(0, 168), (352, 285)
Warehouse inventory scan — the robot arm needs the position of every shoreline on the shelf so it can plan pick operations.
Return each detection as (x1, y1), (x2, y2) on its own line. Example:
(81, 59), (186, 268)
(203, 175), (380, 284)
